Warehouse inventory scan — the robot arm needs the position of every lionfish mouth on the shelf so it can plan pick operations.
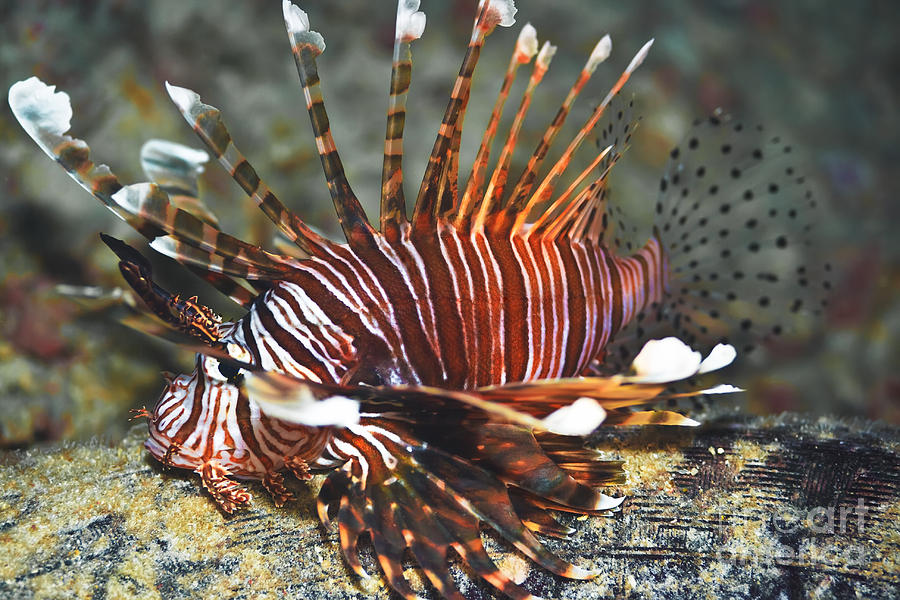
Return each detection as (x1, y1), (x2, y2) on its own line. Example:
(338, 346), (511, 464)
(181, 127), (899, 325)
(8, 0), (828, 597)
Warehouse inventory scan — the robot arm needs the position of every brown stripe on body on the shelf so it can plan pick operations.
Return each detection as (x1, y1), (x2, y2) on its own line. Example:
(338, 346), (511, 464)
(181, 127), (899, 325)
(287, 267), (405, 384)
(555, 238), (588, 377)
(199, 387), (224, 463)
(410, 229), (468, 386)
(349, 238), (445, 385)
(473, 230), (507, 384)
(457, 233), (494, 386)
(170, 370), (206, 450)
(616, 257), (637, 327)
(489, 232), (529, 383)
(318, 244), (407, 359)
(235, 390), (269, 470)
(578, 240), (604, 372)
(527, 234), (556, 378)
(604, 251), (625, 341)
(546, 239), (568, 378)
(257, 410), (302, 457)
(440, 228), (477, 388)
(511, 234), (541, 380)
(256, 296), (333, 382)
(633, 253), (652, 314)
(240, 313), (264, 367)
(218, 397), (237, 461)
(590, 243), (614, 351)
(274, 286), (351, 364)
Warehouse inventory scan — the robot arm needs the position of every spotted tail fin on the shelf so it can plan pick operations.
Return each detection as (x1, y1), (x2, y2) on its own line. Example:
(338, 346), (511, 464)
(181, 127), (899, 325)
(655, 116), (831, 354)
(608, 115), (832, 366)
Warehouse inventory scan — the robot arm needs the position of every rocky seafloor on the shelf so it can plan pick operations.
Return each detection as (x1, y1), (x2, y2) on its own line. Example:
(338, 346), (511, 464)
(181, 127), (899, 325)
(1, 1), (899, 598)
(1, 415), (898, 599)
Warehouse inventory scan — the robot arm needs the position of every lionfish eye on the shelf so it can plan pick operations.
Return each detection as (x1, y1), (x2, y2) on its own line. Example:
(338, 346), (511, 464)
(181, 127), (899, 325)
(217, 361), (243, 383)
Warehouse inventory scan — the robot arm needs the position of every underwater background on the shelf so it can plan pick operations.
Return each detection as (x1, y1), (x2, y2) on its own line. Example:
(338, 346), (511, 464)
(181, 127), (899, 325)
(1, 0), (897, 447)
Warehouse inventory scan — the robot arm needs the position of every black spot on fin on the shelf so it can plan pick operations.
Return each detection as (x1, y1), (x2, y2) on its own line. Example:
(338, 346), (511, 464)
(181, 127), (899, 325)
(647, 113), (832, 356)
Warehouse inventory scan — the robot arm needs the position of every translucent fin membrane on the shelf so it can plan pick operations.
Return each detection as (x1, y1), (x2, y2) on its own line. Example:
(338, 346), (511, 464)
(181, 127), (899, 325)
(605, 115), (832, 367)
(455, 23), (538, 227)
(138, 139), (258, 306)
(7, 77), (288, 301)
(472, 41), (556, 232)
(283, 0), (376, 247)
(164, 82), (331, 257)
(412, 0), (517, 228)
(654, 115), (831, 354)
(139, 139), (218, 226)
(380, 0), (427, 238)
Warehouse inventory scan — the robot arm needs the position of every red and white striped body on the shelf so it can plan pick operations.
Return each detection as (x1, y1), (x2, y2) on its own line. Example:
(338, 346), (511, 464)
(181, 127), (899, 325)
(223, 223), (668, 389)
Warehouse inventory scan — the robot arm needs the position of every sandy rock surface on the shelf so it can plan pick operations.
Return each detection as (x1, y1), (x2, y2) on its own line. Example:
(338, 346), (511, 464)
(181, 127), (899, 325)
(1, 415), (897, 599)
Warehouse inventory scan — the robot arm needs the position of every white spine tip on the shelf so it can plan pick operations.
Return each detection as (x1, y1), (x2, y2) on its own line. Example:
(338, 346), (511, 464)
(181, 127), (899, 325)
(484, 0), (517, 28)
(698, 343), (737, 374)
(141, 139), (209, 171)
(164, 81), (199, 114)
(282, 0), (310, 33)
(625, 38), (654, 74)
(586, 34), (612, 72)
(700, 384), (745, 395)
(8, 76), (73, 139)
(515, 23), (539, 61)
(149, 235), (176, 256)
(542, 397), (606, 436)
(596, 493), (626, 512)
(396, 0), (426, 42)
(536, 41), (557, 69)
(629, 336), (702, 384)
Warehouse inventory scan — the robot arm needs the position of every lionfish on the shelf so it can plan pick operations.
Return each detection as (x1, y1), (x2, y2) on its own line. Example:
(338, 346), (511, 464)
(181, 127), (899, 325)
(9, 0), (826, 598)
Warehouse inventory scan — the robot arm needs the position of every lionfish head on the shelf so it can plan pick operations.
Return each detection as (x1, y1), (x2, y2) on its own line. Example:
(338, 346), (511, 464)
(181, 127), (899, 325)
(143, 354), (246, 471)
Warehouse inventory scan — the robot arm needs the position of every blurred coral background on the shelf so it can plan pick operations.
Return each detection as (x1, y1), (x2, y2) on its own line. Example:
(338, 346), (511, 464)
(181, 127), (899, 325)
(1, 0), (897, 447)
